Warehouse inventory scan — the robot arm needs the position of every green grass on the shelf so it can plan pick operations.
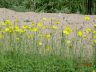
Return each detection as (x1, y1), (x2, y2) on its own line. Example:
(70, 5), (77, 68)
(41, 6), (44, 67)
(0, 51), (95, 72)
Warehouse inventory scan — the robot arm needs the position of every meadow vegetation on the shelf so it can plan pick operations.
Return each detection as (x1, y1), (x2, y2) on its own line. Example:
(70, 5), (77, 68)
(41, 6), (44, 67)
(0, 0), (96, 71)
(0, 16), (96, 72)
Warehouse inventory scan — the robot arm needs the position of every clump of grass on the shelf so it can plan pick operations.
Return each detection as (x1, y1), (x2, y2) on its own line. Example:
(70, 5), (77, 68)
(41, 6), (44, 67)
(0, 51), (94, 72)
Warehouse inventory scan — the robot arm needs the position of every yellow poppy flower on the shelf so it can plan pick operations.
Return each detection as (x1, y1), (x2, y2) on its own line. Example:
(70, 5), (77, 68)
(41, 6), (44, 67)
(63, 26), (72, 35)
(9, 26), (14, 33)
(84, 16), (90, 21)
(78, 31), (83, 37)
(23, 25), (31, 29)
(37, 22), (43, 27)
(85, 28), (92, 33)
(1, 22), (6, 26)
(63, 30), (70, 35)
(45, 34), (51, 39)
(32, 27), (38, 32)
(5, 27), (14, 33)
(93, 30), (96, 34)
(5, 28), (10, 32)
(38, 41), (43, 46)
(51, 25), (58, 29)
(15, 25), (19, 30)
(15, 28), (25, 33)
(5, 20), (12, 25)
(43, 18), (47, 21)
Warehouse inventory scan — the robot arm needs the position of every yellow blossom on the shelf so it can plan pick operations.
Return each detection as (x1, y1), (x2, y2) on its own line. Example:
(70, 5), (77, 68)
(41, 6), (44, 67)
(51, 25), (58, 29)
(43, 18), (47, 21)
(32, 27), (38, 32)
(15, 28), (25, 33)
(78, 30), (83, 37)
(63, 26), (72, 35)
(37, 22), (43, 27)
(1, 22), (6, 26)
(45, 34), (51, 39)
(5, 27), (14, 33)
(38, 41), (43, 46)
(84, 16), (90, 21)
(9, 26), (14, 33)
(85, 28), (92, 33)
(5, 20), (12, 25)
(15, 25), (19, 30)
(63, 30), (70, 35)
(5, 28), (10, 32)
(23, 25), (31, 29)
(93, 30), (96, 34)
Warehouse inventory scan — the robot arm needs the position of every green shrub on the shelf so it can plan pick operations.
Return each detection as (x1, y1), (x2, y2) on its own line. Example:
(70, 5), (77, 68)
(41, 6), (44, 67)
(0, 0), (96, 14)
